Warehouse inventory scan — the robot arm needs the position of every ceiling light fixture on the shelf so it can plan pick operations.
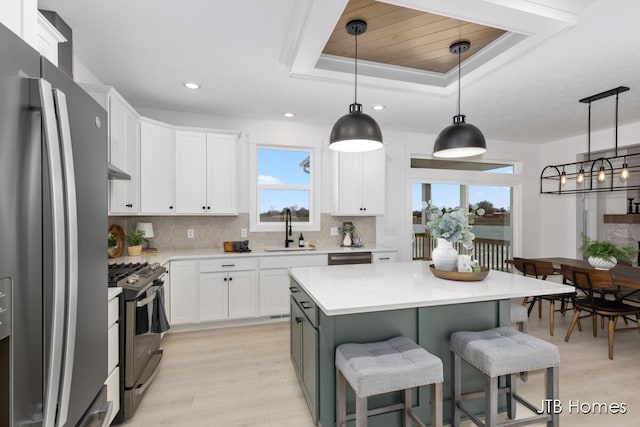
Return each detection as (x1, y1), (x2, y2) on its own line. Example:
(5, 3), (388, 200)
(433, 40), (486, 158)
(540, 86), (637, 194)
(183, 82), (201, 90)
(329, 19), (383, 152)
(372, 105), (385, 111)
(283, 112), (295, 118)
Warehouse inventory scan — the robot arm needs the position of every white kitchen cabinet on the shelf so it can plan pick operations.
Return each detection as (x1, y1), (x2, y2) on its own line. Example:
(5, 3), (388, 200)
(108, 90), (140, 215)
(140, 119), (175, 214)
(258, 254), (327, 317)
(199, 257), (257, 321)
(0, 0), (37, 48)
(372, 251), (397, 263)
(169, 260), (198, 325)
(258, 269), (291, 316)
(175, 131), (238, 215)
(333, 148), (385, 215)
(36, 12), (66, 66)
(105, 289), (121, 426)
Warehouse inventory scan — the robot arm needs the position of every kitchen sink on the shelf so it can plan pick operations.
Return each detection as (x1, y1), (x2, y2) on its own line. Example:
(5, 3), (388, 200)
(263, 246), (317, 252)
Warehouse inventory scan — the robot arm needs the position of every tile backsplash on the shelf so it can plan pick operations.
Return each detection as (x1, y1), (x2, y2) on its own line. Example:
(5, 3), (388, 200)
(108, 213), (375, 251)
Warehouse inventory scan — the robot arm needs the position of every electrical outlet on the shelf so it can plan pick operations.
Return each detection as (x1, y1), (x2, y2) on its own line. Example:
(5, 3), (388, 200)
(187, 229), (194, 239)
(240, 228), (247, 238)
(330, 227), (339, 236)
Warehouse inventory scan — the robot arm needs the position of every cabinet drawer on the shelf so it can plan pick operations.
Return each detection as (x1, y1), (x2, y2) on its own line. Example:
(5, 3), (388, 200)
(373, 252), (396, 263)
(200, 257), (257, 272)
(108, 323), (119, 373)
(260, 254), (327, 269)
(108, 296), (119, 327)
(290, 280), (317, 327)
(105, 366), (120, 426)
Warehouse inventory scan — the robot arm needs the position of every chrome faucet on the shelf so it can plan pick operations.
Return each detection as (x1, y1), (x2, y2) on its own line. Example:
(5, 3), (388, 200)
(284, 208), (293, 248)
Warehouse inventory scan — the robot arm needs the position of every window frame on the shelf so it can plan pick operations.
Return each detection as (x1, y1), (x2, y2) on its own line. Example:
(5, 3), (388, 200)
(249, 144), (322, 232)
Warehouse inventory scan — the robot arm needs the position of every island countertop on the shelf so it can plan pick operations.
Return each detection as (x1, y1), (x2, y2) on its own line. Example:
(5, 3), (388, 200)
(289, 261), (574, 316)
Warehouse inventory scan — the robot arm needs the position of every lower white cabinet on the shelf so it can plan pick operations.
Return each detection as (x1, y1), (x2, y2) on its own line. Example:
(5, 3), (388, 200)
(105, 290), (121, 426)
(199, 270), (256, 321)
(169, 260), (198, 325)
(373, 251), (397, 263)
(259, 269), (291, 316)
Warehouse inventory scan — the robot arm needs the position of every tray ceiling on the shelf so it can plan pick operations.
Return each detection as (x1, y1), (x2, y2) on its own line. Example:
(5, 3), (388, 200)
(322, 0), (506, 74)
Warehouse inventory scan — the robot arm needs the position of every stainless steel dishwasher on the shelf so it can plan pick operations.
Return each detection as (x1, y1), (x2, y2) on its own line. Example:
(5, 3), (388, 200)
(327, 252), (372, 265)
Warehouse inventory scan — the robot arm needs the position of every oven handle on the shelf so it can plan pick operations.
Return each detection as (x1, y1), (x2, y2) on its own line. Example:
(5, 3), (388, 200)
(136, 289), (158, 308)
(134, 348), (163, 395)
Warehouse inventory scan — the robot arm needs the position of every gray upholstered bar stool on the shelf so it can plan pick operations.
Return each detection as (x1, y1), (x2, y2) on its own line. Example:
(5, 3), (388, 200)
(336, 336), (443, 427)
(450, 327), (560, 427)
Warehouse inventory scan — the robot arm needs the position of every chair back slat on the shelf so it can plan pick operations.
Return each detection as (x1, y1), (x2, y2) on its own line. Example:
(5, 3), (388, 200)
(513, 257), (554, 279)
(560, 264), (575, 285)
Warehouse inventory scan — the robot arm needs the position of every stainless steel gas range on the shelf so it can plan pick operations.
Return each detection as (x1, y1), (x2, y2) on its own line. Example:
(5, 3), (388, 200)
(108, 262), (169, 423)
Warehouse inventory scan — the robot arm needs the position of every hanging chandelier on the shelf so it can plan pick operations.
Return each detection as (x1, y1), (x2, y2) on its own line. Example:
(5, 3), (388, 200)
(540, 86), (637, 194)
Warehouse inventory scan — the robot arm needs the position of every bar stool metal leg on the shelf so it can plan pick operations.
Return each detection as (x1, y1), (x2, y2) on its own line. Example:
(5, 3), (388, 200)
(506, 374), (516, 420)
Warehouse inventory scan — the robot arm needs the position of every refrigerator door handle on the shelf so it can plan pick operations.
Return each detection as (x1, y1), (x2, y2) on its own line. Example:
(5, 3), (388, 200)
(30, 78), (67, 427)
(53, 88), (79, 427)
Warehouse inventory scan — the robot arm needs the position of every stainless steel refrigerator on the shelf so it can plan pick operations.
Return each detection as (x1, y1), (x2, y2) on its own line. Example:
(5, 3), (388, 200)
(0, 22), (110, 427)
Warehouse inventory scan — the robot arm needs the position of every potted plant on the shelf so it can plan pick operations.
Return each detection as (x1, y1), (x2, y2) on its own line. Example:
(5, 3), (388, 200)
(125, 229), (145, 256)
(423, 201), (485, 271)
(580, 235), (636, 270)
(108, 232), (118, 257)
(338, 223), (355, 247)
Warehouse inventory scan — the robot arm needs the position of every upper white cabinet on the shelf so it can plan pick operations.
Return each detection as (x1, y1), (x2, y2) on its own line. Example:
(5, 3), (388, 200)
(175, 131), (238, 215)
(1, 0), (38, 48)
(108, 91), (140, 214)
(332, 148), (386, 216)
(140, 119), (175, 214)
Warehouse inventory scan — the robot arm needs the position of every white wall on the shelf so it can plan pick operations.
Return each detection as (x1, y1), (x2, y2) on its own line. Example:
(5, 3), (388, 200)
(139, 107), (544, 261)
(73, 55), (104, 85)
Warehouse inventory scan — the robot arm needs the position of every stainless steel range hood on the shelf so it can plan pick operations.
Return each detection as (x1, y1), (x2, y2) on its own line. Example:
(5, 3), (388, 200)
(108, 163), (131, 180)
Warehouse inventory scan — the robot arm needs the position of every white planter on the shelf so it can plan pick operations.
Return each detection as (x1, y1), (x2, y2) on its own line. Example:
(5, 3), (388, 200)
(432, 238), (459, 271)
(587, 256), (617, 270)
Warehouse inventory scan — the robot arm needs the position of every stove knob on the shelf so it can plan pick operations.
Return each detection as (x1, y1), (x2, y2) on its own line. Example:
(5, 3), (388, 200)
(126, 277), (138, 284)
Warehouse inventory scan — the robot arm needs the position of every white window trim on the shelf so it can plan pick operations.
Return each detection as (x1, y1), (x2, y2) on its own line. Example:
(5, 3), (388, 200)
(406, 155), (523, 260)
(249, 144), (322, 232)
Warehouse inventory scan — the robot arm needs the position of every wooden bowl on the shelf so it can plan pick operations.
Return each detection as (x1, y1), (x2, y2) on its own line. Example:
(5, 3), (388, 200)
(429, 264), (489, 281)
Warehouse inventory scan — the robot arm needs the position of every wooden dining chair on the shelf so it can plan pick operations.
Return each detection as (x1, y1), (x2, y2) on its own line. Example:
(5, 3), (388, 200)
(564, 265), (640, 360)
(513, 257), (572, 336)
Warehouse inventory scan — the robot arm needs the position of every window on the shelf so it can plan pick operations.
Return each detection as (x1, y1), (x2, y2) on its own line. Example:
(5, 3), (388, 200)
(250, 146), (321, 232)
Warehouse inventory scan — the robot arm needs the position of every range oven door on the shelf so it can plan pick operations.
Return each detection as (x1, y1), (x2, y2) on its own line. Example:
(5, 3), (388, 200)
(123, 280), (164, 418)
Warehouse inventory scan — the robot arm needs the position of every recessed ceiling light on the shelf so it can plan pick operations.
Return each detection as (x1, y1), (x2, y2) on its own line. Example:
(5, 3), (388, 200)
(183, 82), (201, 90)
(283, 112), (295, 118)
(372, 105), (385, 111)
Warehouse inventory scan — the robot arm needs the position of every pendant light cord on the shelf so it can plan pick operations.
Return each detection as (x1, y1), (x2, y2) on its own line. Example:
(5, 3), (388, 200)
(354, 29), (358, 105)
(457, 47), (461, 116)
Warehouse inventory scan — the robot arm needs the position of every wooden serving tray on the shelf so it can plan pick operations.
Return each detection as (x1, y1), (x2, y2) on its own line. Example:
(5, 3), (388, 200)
(429, 264), (489, 281)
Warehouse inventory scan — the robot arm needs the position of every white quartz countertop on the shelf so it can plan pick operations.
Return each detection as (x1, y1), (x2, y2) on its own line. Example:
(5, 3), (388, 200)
(108, 287), (122, 300)
(289, 261), (574, 316)
(108, 245), (396, 266)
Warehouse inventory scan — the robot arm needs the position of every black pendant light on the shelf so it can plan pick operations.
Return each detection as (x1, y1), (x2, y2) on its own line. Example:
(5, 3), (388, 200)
(329, 19), (383, 152)
(433, 41), (486, 158)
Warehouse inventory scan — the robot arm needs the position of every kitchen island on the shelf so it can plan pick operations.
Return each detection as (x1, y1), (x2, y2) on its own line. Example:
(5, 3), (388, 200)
(288, 261), (573, 426)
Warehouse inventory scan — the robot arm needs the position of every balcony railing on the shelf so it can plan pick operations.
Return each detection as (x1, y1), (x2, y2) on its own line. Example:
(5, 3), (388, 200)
(412, 232), (512, 272)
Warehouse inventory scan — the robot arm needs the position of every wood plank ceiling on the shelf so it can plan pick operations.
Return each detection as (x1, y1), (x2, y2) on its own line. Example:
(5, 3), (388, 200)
(322, 0), (507, 74)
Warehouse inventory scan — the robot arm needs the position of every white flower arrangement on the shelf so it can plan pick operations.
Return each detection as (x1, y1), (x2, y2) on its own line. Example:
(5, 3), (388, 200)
(422, 200), (485, 250)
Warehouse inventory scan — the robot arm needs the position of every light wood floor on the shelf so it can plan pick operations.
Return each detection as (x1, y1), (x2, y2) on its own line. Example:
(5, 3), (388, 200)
(122, 302), (640, 427)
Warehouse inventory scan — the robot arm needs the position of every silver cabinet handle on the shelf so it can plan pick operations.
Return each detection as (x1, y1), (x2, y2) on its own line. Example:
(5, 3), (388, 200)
(300, 301), (312, 309)
(137, 290), (158, 307)
(221, 264), (235, 267)
(32, 78), (66, 427)
(379, 257), (391, 260)
(54, 87), (79, 426)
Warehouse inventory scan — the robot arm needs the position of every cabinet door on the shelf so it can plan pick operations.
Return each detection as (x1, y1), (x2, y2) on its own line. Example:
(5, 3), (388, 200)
(175, 131), (207, 214)
(227, 271), (256, 319)
(360, 148), (385, 215)
(169, 261), (198, 325)
(301, 317), (318, 422)
(259, 269), (290, 316)
(199, 273), (229, 322)
(109, 93), (139, 214)
(290, 298), (302, 376)
(140, 120), (174, 214)
(206, 133), (238, 214)
(335, 152), (363, 215)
